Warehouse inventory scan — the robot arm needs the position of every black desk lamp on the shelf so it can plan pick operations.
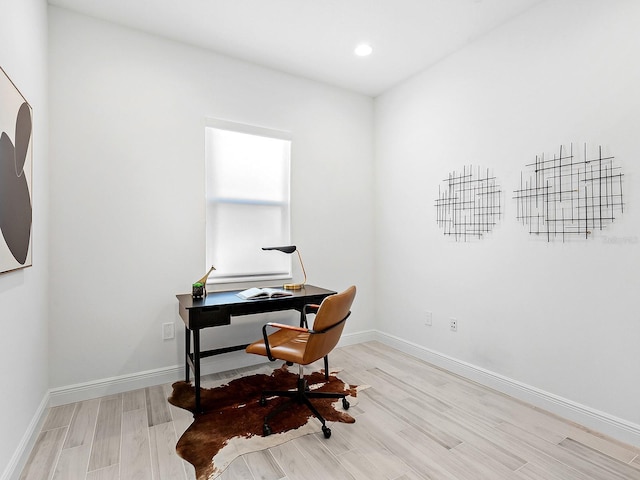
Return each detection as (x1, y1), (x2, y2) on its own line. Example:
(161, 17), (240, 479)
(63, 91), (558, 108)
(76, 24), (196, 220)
(262, 245), (307, 290)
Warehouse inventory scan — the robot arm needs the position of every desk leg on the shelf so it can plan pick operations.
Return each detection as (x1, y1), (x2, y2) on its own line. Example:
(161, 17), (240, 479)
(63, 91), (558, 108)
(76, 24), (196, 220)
(185, 326), (191, 382)
(193, 329), (201, 414)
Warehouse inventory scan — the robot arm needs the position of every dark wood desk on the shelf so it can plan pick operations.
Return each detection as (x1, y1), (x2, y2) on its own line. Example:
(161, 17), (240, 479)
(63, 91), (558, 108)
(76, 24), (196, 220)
(176, 284), (336, 413)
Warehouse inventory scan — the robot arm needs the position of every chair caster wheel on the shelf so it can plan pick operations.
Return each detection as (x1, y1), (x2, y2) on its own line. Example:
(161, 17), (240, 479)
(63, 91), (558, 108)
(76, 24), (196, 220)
(263, 424), (272, 436)
(342, 398), (350, 410)
(322, 426), (331, 438)
(259, 396), (266, 407)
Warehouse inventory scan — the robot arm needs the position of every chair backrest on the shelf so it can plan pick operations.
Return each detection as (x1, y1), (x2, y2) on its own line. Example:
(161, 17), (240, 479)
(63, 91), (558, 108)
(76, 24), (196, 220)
(302, 285), (356, 365)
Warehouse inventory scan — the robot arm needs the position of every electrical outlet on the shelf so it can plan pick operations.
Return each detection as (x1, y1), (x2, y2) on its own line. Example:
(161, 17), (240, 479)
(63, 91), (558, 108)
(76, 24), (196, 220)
(425, 311), (432, 326)
(449, 318), (457, 332)
(162, 322), (175, 340)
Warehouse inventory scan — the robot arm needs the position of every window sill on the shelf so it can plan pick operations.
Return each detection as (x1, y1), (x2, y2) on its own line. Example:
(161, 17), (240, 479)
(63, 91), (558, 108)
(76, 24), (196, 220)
(206, 273), (292, 291)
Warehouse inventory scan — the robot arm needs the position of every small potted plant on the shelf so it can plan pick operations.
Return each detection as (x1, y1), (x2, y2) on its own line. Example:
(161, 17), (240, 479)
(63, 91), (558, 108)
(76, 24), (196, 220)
(192, 282), (205, 299)
(191, 265), (215, 299)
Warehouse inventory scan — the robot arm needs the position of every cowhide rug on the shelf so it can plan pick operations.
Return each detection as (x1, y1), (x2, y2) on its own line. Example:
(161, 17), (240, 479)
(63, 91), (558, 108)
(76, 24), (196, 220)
(168, 363), (361, 480)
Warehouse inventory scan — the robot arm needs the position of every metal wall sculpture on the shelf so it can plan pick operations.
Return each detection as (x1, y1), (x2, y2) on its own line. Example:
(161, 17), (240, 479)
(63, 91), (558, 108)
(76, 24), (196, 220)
(513, 144), (624, 242)
(435, 165), (502, 241)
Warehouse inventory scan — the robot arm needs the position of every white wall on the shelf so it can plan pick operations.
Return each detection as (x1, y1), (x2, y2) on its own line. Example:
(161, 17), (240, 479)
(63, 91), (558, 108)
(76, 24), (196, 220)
(0, 0), (49, 476)
(48, 7), (375, 391)
(375, 0), (640, 444)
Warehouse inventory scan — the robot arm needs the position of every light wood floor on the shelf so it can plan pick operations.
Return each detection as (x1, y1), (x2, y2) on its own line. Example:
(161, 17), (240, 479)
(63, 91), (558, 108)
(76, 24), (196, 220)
(20, 341), (640, 480)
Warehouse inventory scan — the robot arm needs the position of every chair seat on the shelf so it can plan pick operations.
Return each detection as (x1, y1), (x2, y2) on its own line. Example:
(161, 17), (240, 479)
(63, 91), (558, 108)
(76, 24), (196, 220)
(246, 329), (310, 364)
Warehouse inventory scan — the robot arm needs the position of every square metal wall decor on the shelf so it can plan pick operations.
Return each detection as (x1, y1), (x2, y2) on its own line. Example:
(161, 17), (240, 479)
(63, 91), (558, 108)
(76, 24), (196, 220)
(0, 67), (33, 273)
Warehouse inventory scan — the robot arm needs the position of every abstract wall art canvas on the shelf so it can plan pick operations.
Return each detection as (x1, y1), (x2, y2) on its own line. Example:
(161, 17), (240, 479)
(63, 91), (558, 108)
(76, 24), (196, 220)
(0, 67), (32, 273)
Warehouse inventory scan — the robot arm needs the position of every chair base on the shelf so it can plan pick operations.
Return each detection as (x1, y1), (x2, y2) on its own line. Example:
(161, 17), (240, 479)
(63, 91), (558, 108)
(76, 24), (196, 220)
(259, 367), (349, 438)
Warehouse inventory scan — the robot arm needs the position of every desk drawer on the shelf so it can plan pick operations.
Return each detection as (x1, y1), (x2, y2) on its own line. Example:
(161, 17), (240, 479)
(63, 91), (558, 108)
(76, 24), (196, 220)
(189, 305), (231, 328)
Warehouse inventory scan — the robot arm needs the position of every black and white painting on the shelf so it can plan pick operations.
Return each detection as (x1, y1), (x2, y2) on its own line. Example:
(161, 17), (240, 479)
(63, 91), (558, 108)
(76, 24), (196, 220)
(0, 67), (32, 273)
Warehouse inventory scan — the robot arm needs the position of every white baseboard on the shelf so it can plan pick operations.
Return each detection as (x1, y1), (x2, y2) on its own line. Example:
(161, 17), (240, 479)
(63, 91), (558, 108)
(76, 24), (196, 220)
(374, 330), (640, 449)
(1, 393), (49, 480)
(339, 329), (378, 347)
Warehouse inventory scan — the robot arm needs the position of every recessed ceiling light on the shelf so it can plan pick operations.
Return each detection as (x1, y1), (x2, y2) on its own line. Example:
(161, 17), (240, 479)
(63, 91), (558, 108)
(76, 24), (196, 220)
(354, 43), (373, 57)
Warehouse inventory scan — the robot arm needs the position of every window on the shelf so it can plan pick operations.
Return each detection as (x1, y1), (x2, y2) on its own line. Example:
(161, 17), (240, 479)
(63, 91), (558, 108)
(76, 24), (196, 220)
(205, 119), (291, 283)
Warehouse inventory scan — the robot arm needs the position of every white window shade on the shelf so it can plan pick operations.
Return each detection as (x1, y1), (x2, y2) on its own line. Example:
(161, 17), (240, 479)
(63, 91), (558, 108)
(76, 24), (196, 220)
(205, 119), (291, 283)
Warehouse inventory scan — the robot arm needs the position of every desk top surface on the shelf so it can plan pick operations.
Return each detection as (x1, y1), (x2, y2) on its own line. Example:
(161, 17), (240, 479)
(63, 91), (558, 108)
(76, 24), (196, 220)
(176, 284), (336, 310)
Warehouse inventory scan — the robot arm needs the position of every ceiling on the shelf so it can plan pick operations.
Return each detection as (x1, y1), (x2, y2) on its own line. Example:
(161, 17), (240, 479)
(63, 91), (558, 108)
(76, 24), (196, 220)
(48, 0), (544, 97)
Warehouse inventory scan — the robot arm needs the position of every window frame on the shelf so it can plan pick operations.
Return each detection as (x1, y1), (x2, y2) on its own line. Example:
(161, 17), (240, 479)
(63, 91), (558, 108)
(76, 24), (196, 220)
(204, 118), (293, 285)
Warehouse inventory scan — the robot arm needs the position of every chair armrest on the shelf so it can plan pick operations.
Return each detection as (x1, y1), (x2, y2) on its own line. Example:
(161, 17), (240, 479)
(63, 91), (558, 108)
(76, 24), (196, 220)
(261, 322), (309, 361)
(266, 322), (308, 333)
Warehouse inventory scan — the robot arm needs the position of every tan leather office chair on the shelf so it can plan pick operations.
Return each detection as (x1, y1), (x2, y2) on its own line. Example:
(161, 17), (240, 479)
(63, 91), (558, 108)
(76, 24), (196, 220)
(246, 285), (356, 438)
